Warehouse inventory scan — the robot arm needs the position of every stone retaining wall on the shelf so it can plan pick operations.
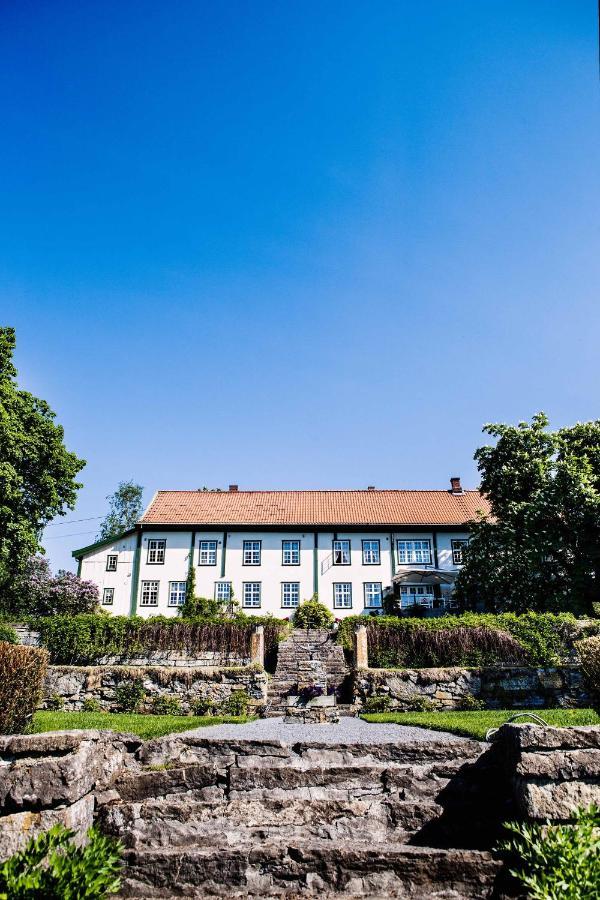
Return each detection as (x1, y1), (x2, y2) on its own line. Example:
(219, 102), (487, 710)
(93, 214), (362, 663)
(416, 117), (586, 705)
(44, 664), (267, 712)
(354, 665), (587, 710)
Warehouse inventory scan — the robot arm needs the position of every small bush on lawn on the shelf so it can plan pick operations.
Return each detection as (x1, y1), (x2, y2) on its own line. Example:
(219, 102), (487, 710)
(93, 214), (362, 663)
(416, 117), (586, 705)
(150, 696), (182, 716)
(114, 678), (146, 713)
(0, 823), (122, 899)
(362, 695), (391, 713)
(0, 642), (48, 734)
(294, 596), (335, 629)
(500, 805), (600, 900)
(82, 697), (103, 713)
(220, 689), (250, 716)
(0, 623), (18, 643)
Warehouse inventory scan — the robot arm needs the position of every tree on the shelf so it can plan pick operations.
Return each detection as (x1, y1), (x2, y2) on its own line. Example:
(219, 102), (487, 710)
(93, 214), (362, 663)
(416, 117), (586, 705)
(97, 481), (143, 540)
(0, 327), (85, 599)
(455, 414), (600, 615)
(4, 555), (99, 617)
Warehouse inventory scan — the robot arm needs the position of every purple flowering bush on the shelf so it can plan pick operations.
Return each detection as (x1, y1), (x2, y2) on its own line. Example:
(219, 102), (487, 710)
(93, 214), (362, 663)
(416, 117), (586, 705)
(8, 556), (99, 617)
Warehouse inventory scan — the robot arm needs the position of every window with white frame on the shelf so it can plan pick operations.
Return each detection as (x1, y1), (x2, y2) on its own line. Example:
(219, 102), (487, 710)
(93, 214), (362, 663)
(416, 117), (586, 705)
(451, 539), (468, 566)
(214, 582), (232, 602)
(168, 581), (186, 607)
(282, 540), (300, 565)
(396, 539), (431, 565)
(147, 539), (166, 564)
(102, 587), (114, 605)
(198, 540), (217, 566)
(243, 540), (261, 565)
(281, 582), (300, 608)
(333, 540), (350, 565)
(140, 580), (159, 606)
(362, 540), (380, 565)
(333, 583), (352, 609)
(400, 585), (434, 608)
(363, 582), (382, 608)
(243, 582), (261, 608)
(106, 554), (118, 572)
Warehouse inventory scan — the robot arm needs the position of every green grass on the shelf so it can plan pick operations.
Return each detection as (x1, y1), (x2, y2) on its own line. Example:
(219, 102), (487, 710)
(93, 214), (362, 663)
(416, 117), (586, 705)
(361, 708), (600, 741)
(29, 711), (254, 740)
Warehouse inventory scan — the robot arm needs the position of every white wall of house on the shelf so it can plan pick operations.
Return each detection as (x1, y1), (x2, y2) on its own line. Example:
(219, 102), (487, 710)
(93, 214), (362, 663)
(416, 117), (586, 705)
(78, 528), (470, 619)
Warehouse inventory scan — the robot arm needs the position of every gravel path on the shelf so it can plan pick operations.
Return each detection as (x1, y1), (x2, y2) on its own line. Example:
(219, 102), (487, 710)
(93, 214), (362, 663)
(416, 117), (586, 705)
(185, 716), (466, 744)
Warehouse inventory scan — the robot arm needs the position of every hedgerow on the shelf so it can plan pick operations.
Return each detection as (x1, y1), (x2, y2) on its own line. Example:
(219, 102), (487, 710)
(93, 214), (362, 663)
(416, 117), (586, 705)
(337, 612), (584, 667)
(31, 614), (285, 666)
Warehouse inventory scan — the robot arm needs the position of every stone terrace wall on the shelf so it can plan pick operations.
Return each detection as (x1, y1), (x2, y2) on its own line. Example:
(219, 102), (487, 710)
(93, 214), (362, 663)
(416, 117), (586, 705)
(354, 665), (587, 710)
(44, 664), (267, 712)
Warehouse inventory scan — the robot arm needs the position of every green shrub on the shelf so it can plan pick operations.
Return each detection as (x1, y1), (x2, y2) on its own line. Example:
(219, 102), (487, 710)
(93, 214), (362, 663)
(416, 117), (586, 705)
(0, 623), (18, 643)
(576, 635), (600, 702)
(190, 696), (215, 716)
(500, 805), (600, 900)
(220, 689), (249, 716)
(46, 693), (64, 711)
(338, 612), (580, 666)
(0, 823), (122, 899)
(362, 694), (391, 713)
(150, 695), (183, 716)
(82, 697), (103, 713)
(406, 695), (436, 712)
(114, 678), (146, 713)
(0, 643), (48, 734)
(293, 596), (335, 630)
(456, 694), (485, 711)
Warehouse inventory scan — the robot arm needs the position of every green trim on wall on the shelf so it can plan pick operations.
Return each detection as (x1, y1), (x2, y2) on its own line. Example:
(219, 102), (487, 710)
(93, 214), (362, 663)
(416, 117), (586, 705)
(389, 533), (396, 580)
(432, 531), (439, 568)
(313, 532), (319, 596)
(72, 528), (136, 559)
(129, 530), (143, 617)
(221, 531), (228, 578)
(77, 557), (82, 577)
(188, 530), (196, 580)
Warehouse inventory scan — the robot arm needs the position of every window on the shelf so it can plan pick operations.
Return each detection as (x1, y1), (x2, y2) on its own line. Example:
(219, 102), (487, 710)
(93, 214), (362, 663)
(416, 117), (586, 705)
(282, 540), (300, 565)
(362, 540), (380, 565)
(198, 540), (217, 566)
(168, 581), (186, 607)
(102, 587), (114, 605)
(396, 539), (431, 565)
(451, 539), (468, 566)
(333, 583), (352, 609)
(214, 582), (232, 602)
(243, 582), (261, 608)
(147, 539), (166, 565)
(363, 582), (382, 608)
(281, 582), (300, 608)
(400, 585), (434, 609)
(140, 580), (159, 606)
(106, 554), (118, 572)
(243, 540), (261, 565)
(332, 540), (351, 565)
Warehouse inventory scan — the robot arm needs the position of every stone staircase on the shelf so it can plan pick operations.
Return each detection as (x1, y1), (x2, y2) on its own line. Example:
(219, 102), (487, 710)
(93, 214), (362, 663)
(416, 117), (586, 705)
(100, 732), (510, 898)
(266, 629), (351, 716)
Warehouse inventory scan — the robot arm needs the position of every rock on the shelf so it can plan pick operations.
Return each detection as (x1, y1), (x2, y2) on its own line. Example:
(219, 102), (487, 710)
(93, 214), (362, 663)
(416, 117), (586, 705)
(515, 778), (600, 820)
(0, 794), (94, 859)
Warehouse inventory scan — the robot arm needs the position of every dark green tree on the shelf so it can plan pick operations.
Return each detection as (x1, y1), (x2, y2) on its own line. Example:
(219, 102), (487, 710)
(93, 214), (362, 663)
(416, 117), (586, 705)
(0, 327), (85, 599)
(456, 414), (600, 615)
(97, 481), (143, 540)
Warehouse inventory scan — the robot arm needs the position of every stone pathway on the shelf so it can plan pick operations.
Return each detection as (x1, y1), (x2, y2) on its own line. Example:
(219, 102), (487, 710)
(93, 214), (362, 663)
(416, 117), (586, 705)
(186, 714), (466, 743)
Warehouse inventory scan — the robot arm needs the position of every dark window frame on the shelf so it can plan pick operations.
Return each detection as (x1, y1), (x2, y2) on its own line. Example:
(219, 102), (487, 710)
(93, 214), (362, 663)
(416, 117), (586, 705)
(198, 539), (218, 566)
(168, 580), (187, 607)
(242, 540), (262, 566)
(451, 539), (468, 566)
(333, 582), (353, 609)
(146, 539), (166, 565)
(363, 581), (383, 609)
(242, 581), (262, 608)
(332, 539), (351, 566)
(140, 580), (160, 606)
(214, 581), (232, 601)
(361, 539), (381, 566)
(102, 587), (114, 605)
(281, 539), (301, 566)
(281, 581), (301, 608)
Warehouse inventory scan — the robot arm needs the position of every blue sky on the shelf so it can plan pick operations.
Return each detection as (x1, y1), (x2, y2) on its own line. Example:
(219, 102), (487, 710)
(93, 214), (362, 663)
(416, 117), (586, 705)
(1, 1), (599, 572)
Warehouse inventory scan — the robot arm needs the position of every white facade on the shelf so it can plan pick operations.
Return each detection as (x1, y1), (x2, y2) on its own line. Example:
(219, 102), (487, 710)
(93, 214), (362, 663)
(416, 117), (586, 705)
(77, 527), (471, 619)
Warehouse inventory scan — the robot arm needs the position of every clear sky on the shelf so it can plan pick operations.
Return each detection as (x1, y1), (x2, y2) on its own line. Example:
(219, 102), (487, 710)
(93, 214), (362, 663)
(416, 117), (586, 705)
(1, 1), (599, 572)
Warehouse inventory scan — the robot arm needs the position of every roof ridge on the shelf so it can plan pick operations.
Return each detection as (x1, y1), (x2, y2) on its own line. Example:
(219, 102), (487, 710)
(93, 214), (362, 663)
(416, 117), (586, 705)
(152, 488), (481, 494)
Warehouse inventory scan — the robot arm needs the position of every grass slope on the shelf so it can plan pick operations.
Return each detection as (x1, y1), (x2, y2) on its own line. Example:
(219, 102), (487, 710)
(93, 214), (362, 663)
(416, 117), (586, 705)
(30, 711), (253, 740)
(361, 709), (600, 741)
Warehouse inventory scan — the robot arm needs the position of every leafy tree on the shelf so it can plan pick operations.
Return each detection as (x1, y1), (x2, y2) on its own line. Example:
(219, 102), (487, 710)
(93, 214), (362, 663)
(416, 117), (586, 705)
(97, 480), (143, 540)
(0, 327), (85, 600)
(5, 555), (99, 617)
(456, 414), (600, 615)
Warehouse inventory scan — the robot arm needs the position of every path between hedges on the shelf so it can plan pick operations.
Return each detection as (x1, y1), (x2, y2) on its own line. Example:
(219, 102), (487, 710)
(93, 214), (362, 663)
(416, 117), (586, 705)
(184, 715), (466, 743)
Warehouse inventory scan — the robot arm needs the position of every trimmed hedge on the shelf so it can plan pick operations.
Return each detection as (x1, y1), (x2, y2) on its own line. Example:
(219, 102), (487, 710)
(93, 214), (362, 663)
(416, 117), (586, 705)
(576, 635), (600, 701)
(0, 642), (48, 734)
(32, 614), (285, 666)
(338, 612), (585, 667)
(366, 625), (529, 668)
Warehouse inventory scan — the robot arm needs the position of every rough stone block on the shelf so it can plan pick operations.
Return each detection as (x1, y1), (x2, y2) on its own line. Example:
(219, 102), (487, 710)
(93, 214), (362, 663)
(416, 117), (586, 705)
(0, 794), (94, 860)
(515, 777), (600, 820)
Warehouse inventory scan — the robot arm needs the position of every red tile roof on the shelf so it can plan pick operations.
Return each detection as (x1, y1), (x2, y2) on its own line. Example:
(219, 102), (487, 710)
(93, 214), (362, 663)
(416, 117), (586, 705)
(140, 489), (490, 528)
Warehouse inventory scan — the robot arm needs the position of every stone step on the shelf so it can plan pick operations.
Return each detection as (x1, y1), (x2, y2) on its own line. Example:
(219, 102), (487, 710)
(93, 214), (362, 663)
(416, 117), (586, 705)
(116, 842), (503, 898)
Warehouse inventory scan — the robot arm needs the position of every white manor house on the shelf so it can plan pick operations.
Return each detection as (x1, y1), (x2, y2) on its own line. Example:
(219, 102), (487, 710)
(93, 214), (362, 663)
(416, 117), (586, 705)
(73, 480), (490, 619)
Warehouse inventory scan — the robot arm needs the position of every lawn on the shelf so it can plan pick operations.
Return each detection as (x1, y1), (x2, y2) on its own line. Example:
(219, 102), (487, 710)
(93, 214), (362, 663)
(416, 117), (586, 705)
(361, 708), (600, 741)
(29, 711), (254, 740)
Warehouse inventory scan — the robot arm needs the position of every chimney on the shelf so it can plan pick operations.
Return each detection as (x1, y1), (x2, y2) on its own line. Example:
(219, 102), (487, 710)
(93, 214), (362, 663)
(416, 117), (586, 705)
(450, 476), (462, 494)
(367, 486), (375, 491)
(229, 484), (238, 492)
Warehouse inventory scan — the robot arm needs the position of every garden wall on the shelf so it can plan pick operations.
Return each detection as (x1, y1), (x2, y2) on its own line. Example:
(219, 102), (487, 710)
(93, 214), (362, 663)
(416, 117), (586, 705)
(354, 665), (587, 710)
(44, 664), (267, 712)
